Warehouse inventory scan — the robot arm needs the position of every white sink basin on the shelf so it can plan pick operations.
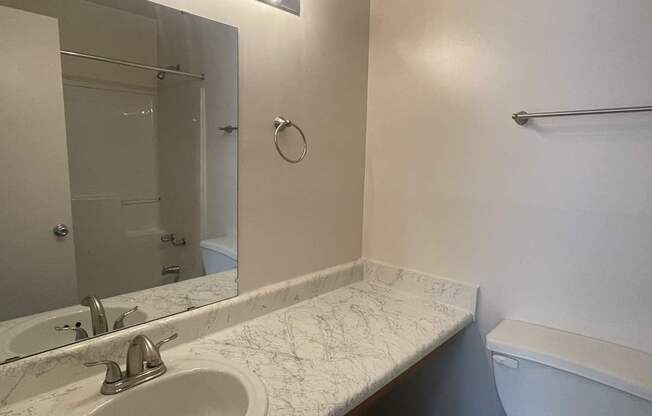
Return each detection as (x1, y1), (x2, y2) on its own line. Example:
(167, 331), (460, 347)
(88, 358), (268, 416)
(6, 307), (148, 357)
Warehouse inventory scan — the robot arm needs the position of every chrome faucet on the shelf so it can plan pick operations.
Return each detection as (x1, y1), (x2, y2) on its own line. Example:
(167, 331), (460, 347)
(81, 295), (109, 336)
(85, 333), (177, 395)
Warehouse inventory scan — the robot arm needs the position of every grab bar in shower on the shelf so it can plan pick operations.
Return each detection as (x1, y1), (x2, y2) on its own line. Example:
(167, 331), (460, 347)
(121, 197), (161, 206)
(512, 105), (652, 125)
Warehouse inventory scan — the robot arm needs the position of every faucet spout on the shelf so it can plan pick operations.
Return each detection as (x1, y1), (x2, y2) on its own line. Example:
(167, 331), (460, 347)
(84, 333), (177, 395)
(80, 295), (109, 336)
(126, 335), (161, 376)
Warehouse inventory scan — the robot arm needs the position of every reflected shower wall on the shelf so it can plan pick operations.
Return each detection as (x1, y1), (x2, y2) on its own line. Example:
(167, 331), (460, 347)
(1, 2), (237, 303)
(157, 79), (204, 282)
(0, 0), (239, 361)
(156, 6), (239, 273)
(57, 0), (169, 299)
(65, 84), (166, 298)
(56, 0), (237, 297)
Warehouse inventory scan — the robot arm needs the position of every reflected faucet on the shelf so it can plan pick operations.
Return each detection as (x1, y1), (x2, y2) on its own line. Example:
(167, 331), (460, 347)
(113, 306), (139, 330)
(80, 295), (109, 336)
(55, 323), (89, 341)
(162, 265), (182, 283)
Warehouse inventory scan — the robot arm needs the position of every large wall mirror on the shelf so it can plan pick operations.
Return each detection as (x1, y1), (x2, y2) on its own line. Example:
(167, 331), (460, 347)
(0, 0), (238, 363)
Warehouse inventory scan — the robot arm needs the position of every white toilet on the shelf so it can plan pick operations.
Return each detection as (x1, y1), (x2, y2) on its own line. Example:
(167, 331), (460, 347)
(486, 320), (652, 416)
(200, 236), (237, 274)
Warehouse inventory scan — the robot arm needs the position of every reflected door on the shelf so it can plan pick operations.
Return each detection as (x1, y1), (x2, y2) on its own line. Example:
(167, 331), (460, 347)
(0, 6), (78, 320)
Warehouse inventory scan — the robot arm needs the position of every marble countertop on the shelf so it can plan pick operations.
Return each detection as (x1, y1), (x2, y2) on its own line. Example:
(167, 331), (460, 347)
(182, 279), (472, 415)
(0, 267), (473, 416)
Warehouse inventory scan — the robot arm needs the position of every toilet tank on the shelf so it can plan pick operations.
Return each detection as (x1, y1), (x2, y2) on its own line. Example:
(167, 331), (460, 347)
(486, 320), (652, 416)
(200, 236), (237, 274)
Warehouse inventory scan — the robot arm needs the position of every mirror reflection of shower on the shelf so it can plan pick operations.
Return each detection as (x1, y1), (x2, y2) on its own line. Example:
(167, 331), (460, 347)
(58, 47), (210, 297)
(0, 0), (239, 363)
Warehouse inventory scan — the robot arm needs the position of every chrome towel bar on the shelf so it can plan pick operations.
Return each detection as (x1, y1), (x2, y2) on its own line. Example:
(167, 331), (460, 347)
(512, 105), (652, 125)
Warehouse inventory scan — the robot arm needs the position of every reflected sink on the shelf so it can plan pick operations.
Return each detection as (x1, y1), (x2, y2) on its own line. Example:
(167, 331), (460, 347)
(7, 306), (148, 357)
(89, 358), (268, 416)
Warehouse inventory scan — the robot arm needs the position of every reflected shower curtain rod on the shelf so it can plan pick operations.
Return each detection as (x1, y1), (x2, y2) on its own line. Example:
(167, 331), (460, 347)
(60, 49), (205, 80)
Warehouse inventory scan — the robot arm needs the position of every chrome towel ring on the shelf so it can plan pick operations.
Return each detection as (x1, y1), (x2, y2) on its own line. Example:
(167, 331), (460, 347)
(274, 116), (307, 164)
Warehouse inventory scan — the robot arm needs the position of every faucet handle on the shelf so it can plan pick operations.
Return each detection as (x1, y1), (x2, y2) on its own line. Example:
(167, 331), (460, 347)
(155, 333), (178, 351)
(112, 306), (139, 330)
(84, 360), (123, 383)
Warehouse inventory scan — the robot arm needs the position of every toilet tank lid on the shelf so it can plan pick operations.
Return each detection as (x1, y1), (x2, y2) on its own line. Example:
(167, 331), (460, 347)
(486, 320), (652, 403)
(200, 236), (237, 259)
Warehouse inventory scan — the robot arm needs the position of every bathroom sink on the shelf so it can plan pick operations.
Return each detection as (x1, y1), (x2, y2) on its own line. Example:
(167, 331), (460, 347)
(6, 306), (148, 357)
(88, 358), (268, 416)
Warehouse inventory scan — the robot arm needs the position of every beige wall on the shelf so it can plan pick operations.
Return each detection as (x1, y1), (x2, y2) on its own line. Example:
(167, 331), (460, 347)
(365, 0), (652, 354)
(153, 0), (371, 293)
